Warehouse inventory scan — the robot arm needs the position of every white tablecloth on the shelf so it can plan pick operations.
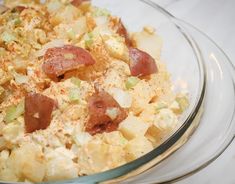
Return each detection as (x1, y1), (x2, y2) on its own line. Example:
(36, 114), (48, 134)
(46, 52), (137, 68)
(152, 0), (235, 183)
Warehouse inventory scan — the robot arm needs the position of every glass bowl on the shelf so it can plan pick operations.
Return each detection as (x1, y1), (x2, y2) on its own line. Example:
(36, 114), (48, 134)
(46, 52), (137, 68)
(1, 0), (234, 184)
(48, 0), (206, 183)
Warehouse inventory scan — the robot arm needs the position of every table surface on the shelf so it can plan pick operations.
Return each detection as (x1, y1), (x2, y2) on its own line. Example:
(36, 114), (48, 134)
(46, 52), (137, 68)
(152, 0), (235, 183)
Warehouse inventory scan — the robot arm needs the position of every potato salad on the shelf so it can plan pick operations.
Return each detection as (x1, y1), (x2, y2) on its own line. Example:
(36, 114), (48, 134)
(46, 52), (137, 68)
(0, 0), (189, 182)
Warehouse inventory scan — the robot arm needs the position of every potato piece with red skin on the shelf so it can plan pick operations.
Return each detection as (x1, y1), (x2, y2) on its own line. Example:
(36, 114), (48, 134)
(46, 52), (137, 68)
(116, 20), (132, 47)
(129, 48), (158, 77)
(24, 93), (56, 133)
(42, 45), (96, 80)
(86, 91), (127, 135)
(71, 0), (90, 7)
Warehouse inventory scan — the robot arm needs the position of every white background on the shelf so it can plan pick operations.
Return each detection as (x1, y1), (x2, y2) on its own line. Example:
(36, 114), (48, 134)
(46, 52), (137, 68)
(152, 0), (235, 183)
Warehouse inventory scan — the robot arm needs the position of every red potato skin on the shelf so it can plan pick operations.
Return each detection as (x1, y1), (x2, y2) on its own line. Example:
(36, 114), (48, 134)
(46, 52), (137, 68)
(42, 45), (95, 80)
(13, 6), (26, 12)
(115, 21), (158, 77)
(116, 20), (132, 47)
(24, 93), (56, 133)
(129, 48), (158, 77)
(71, 0), (90, 7)
(85, 91), (127, 135)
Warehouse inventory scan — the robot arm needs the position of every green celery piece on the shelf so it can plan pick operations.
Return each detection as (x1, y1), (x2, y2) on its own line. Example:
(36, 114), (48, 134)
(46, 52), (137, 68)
(125, 76), (140, 90)
(70, 77), (81, 87)
(4, 100), (25, 123)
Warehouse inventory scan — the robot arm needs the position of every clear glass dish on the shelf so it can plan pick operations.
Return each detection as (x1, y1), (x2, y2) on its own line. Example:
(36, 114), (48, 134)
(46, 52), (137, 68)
(1, 0), (234, 184)
(49, 0), (206, 183)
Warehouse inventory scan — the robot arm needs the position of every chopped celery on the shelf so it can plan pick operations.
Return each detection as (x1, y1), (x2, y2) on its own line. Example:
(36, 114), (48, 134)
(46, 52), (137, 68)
(125, 77), (140, 90)
(69, 88), (80, 102)
(87, 32), (93, 38)
(85, 39), (93, 48)
(120, 136), (127, 145)
(14, 18), (21, 26)
(1, 31), (16, 43)
(4, 100), (25, 123)
(92, 7), (110, 17)
(67, 28), (76, 40)
(84, 32), (93, 48)
(70, 77), (81, 87)
(155, 102), (167, 112)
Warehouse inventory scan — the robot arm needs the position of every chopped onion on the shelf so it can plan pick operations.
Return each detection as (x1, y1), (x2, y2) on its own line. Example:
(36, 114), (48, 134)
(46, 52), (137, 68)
(4, 100), (25, 123)
(84, 32), (93, 48)
(94, 16), (108, 26)
(73, 132), (92, 146)
(27, 67), (35, 76)
(35, 39), (65, 57)
(105, 107), (119, 120)
(54, 147), (75, 159)
(125, 77), (140, 90)
(46, 1), (63, 13)
(109, 88), (132, 108)
(13, 71), (28, 84)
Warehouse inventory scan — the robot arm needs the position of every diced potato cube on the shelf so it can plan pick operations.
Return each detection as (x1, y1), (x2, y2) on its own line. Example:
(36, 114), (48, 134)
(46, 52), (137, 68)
(73, 132), (92, 146)
(45, 149), (78, 181)
(0, 162), (18, 182)
(8, 144), (45, 183)
(169, 100), (181, 114)
(125, 136), (153, 161)
(102, 131), (128, 146)
(129, 80), (156, 114)
(50, 4), (81, 25)
(119, 115), (149, 140)
(77, 139), (125, 175)
(139, 104), (156, 124)
(146, 108), (179, 145)
(154, 109), (178, 130)
(2, 122), (23, 143)
(77, 140), (109, 175)
(0, 150), (9, 160)
(132, 28), (162, 60)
